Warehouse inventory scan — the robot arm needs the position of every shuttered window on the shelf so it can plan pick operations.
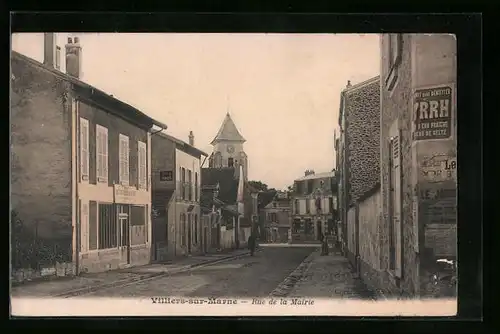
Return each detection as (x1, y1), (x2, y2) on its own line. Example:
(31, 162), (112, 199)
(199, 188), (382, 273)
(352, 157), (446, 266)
(89, 201), (98, 250)
(119, 134), (130, 185)
(389, 120), (403, 278)
(138, 141), (147, 189)
(79, 118), (89, 181)
(96, 125), (108, 183)
(80, 200), (89, 252)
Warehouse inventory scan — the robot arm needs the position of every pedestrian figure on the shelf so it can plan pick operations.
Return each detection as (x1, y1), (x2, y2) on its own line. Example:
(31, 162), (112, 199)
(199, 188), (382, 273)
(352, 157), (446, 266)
(320, 232), (329, 256)
(248, 233), (256, 256)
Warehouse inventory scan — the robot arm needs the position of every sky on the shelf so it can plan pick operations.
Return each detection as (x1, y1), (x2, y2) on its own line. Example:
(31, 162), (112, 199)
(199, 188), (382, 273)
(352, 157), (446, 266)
(11, 33), (380, 190)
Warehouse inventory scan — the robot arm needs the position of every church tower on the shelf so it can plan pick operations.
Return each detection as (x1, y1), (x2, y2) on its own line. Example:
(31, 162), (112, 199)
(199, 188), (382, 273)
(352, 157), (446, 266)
(209, 112), (248, 181)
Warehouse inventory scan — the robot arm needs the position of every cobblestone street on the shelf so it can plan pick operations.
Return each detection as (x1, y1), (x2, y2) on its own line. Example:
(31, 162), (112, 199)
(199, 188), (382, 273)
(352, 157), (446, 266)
(288, 249), (376, 300)
(85, 247), (314, 298)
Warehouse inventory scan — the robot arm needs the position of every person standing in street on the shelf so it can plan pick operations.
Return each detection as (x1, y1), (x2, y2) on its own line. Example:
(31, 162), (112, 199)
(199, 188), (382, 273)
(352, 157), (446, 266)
(248, 233), (256, 256)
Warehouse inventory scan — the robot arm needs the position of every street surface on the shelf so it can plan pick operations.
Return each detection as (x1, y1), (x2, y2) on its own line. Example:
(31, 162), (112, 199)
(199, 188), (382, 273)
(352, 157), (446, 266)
(85, 247), (314, 298)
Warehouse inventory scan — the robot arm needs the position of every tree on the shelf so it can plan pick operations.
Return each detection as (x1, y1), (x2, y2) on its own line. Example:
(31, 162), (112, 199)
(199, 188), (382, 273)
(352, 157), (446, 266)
(247, 180), (268, 192)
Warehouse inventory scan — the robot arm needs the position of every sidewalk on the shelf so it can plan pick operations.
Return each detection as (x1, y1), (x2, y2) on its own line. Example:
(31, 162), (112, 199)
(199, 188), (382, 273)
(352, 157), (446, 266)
(11, 248), (250, 298)
(288, 249), (377, 300)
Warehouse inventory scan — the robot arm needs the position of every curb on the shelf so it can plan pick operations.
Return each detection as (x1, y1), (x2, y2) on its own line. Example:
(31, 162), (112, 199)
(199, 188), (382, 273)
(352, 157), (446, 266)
(268, 249), (318, 298)
(53, 250), (253, 298)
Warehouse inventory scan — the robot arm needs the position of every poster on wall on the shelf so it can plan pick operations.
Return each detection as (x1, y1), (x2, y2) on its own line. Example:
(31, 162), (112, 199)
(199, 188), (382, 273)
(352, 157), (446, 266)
(413, 85), (453, 141)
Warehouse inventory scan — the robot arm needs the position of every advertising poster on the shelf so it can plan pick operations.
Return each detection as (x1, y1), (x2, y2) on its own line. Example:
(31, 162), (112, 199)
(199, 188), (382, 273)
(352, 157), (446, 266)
(413, 86), (453, 141)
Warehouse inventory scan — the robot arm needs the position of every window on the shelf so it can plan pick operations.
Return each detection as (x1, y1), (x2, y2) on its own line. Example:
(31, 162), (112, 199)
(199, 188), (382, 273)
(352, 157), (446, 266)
(389, 120), (402, 277)
(98, 203), (117, 250)
(188, 170), (192, 201)
(79, 117), (89, 181)
(268, 212), (277, 223)
(306, 199), (311, 214)
(214, 152), (222, 167)
(96, 125), (108, 183)
(194, 214), (198, 244)
(131, 205), (146, 245)
(89, 201), (98, 250)
(292, 220), (301, 233)
(195, 172), (198, 202)
(55, 46), (61, 70)
(79, 201), (89, 252)
(119, 134), (130, 185)
(181, 167), (186, 199)
(180, 213), (186, 246)
(329, 197), (334, 214)
(304, 219), (313, 235)
(294, 199), (299, 214)
(137, 141), (147, 189)
(228, 157), (234, 167)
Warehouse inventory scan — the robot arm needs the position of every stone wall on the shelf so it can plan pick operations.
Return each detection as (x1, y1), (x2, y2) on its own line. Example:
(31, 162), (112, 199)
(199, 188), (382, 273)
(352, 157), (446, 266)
(344, 78), (380, 206)
(11, 53), (74, 271)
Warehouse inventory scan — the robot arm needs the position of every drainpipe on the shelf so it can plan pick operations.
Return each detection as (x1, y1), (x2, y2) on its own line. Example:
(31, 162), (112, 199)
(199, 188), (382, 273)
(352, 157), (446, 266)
(73, 97), (80, 276)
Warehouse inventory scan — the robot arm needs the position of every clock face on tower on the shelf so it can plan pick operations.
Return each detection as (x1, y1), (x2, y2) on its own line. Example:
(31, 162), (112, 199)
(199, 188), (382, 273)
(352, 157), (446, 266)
(226, 145), (235, 154)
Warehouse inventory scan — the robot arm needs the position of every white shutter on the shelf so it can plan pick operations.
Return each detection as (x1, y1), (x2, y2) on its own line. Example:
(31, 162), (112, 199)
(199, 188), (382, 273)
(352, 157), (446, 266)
(96, 127), (102, 180)
(138, 141), (147, 189)
(102, 128), (108, 180)
(390, 120), (402, 278)
(79, 118), (89, 180)
(119, 134), (129, 185)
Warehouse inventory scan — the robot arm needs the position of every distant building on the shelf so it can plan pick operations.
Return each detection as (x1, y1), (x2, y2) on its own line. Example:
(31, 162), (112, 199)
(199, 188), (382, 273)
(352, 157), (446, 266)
(11, 34), (166, 277)
(201, 167), (251, 250)
(261, 191), (291, 243)
(290, 171), (337, 243)
(208, 113), (248, 182)
(151, 132), (208, 260)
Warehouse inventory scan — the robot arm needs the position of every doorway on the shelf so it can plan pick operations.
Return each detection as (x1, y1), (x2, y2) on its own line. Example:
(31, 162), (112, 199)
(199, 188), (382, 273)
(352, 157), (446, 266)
(187, 214), (192, 254)
(316, 221), (322, 241)
(118, 205), (131, 265)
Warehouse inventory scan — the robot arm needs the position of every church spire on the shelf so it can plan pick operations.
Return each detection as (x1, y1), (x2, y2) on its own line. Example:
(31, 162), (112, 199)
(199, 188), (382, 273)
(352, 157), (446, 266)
(211, 110), (246, 145)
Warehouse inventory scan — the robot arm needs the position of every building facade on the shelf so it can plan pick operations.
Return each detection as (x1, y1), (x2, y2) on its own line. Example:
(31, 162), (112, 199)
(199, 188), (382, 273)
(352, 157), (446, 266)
(378, 33), (457, 298)
(290, 171), (337, 243)
(336, 76), (381, 270)
(151, 132), (208, 260)
(262, 191), (291, 243)
(11, 34), (167, 276)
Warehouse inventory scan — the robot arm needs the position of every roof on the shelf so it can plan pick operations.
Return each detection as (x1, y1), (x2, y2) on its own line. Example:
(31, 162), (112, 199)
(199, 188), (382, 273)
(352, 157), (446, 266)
(338, 75), (380, 127)
(201, 168), (240, 205)
(12, 51), (168, 131)
(295, 171), (336, 182)
(157, 132), (208, 157)
(210, 113), (246, 145)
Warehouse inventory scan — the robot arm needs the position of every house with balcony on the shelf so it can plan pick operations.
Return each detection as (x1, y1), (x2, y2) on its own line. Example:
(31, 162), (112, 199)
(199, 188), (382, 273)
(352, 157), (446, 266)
(151, 131), (208, 260)
(11, 34), (167, 279)
(290, 170), (337, 244)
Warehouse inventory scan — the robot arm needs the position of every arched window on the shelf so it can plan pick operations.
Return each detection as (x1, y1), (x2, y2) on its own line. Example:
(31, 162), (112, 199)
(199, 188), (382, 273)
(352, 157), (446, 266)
(214, 152), (222, 167)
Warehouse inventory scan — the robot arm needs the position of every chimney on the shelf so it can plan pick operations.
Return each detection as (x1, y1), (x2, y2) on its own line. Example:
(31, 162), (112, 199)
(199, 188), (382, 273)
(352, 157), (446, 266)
(188, 131), (194, 146)
(346, 80), (352, 88)
(65, 36), (82, 79)
(43, 33), (56, 68)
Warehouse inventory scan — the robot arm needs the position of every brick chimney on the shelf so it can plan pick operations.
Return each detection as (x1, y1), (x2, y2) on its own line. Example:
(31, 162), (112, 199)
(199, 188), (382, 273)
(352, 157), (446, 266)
(43, 33), (56, 68)
(65, 36), (82, 79)
(346, 80), (352, 89)
(188, 131), (194, 146)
